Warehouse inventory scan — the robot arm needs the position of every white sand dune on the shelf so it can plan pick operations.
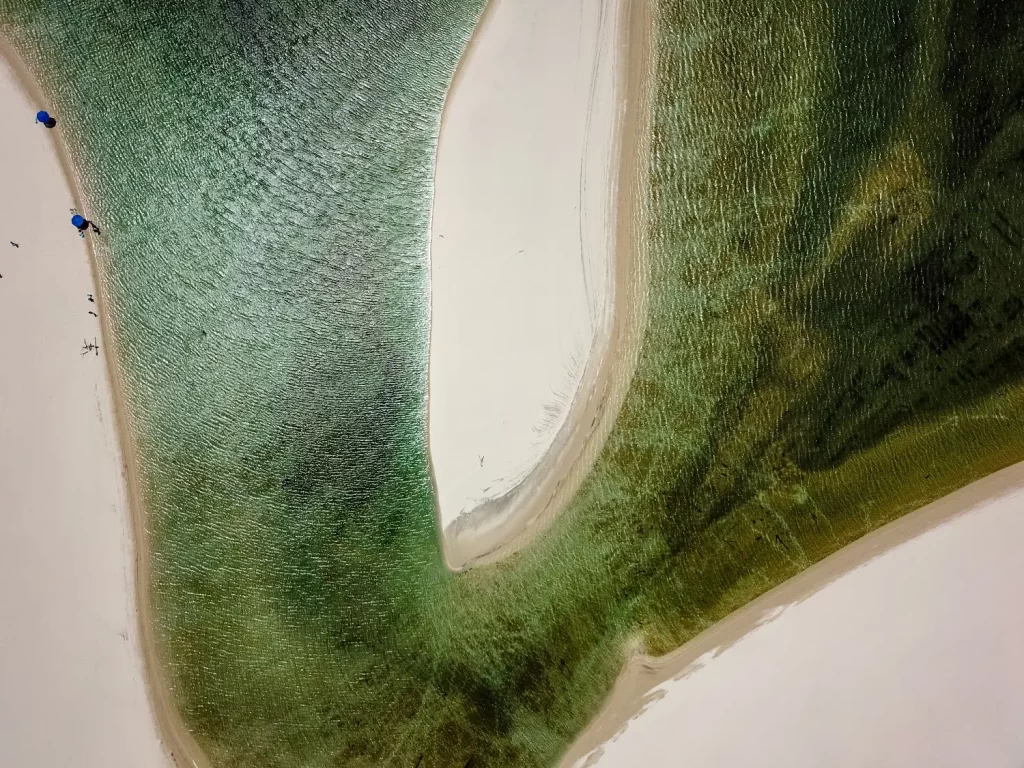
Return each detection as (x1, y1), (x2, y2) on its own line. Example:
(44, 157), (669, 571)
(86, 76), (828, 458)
(429, 0), (650, 569)
(565, 462), (1024, 768)
(0, 52), (170, 768)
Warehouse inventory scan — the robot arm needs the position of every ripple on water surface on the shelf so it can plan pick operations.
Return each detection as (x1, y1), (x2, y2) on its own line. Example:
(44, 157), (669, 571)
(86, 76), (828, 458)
(4, 0), (1024, 766)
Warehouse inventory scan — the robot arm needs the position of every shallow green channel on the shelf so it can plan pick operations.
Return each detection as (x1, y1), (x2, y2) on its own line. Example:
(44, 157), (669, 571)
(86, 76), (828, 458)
(2, 0), (1023, 765)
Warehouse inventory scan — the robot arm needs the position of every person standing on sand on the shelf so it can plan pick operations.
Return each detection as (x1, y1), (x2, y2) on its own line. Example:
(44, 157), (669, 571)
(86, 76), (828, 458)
(71, 214), (101, 236)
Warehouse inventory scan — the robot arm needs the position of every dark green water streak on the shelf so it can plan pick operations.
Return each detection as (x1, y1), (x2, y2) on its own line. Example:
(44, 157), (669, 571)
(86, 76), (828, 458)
(3, 0), (1024, 766)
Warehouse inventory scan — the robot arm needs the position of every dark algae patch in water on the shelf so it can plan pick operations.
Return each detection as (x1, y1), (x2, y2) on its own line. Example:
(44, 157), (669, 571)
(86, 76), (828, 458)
(3, 0), (1024, 765)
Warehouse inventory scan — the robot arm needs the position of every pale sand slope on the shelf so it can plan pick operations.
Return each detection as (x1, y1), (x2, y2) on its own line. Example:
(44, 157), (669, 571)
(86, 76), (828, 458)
(564, 461), (1024, 768)
(0, 57), (170, 767)
(430, 0), (648, 568)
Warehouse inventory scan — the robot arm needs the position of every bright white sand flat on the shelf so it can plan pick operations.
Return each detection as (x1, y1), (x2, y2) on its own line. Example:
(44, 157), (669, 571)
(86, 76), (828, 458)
(0, 57), (170, 767)
(567, 466), (1024, 768)
(429, 0), (627, 539)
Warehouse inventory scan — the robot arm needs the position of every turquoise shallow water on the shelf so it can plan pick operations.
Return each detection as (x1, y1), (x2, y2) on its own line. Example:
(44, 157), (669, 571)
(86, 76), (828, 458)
(2, 0), (1024, 766)
(0, 1), (499, 761)
(2, 0), (483, 595)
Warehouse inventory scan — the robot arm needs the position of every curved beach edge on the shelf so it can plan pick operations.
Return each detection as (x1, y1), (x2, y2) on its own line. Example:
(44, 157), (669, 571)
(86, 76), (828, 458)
(428, 0), (656, 573)
(558, 457), (1024, 767)
(0, 39), (213, 768)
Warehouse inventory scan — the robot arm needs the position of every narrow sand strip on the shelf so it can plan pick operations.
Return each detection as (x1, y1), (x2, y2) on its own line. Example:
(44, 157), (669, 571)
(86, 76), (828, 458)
(0, 52), (171, 768)
(430, 0), (652, 569)
(563, 460), (1024, 768)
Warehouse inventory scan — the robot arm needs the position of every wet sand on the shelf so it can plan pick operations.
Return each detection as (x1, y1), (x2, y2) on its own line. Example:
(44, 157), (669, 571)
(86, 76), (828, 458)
(563, 459), (1024, 767)
(0, 48), (172, 768)
(429, 0), (652, 570)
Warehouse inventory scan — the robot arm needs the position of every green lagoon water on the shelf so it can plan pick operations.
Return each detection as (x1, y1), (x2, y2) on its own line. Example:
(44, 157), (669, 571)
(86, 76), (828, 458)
(2, 0), (1024, 765)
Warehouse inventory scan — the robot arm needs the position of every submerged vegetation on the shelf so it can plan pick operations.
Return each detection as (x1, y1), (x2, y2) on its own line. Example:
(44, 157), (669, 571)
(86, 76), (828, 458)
(2, 0), (1023, 765)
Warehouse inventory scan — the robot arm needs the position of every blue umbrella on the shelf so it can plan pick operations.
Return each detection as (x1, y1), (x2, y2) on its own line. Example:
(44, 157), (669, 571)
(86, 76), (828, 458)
(36, 110), (50, 123)
(71, 214), (86, 229)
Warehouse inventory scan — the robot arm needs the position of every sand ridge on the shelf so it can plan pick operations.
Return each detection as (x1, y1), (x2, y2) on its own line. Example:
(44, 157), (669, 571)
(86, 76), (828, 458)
(562, 458), (1024, 767)
(429, 0), (654, 570)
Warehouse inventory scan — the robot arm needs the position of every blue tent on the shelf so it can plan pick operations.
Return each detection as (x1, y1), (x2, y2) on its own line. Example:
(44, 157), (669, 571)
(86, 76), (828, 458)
(71, 214), (86, 229)
(36, 110), (50, 123)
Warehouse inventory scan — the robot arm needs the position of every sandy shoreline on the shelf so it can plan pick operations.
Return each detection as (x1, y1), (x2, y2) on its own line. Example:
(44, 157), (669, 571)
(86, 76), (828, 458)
(562, 458), (1024, 767)
(0, 45), (168, 768)
(0, 40), (208, 768)
(429, 0), (654, 570)
(1, 2), (657, 762)
(6, 7), (1024, 768)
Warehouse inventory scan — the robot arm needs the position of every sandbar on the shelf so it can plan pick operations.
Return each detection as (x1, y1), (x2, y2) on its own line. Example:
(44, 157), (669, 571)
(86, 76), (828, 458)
(429, 0), (652, 569)
(564, 460), (1024, 767)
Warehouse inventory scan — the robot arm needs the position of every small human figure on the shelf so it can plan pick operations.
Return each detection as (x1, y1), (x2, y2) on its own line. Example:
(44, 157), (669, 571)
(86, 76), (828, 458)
(72, 215), (101, 237)
(9, 241), (18, 248)
(87, 294), (94, 303)
(88, 311), (98, 317)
